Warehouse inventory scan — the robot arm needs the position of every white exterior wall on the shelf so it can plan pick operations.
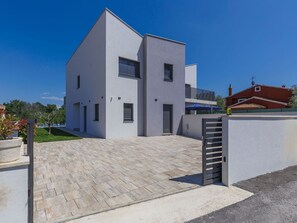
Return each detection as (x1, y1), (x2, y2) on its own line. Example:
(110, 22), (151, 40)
(0, 164), (29, 223)
(105, 11), (144, 139)
(182, 114), (225, 139)
(144, 35), (185, 136)
(66, 12), (107, 138)
(222, 115), (297, 186)
(185, 64), (197, 88)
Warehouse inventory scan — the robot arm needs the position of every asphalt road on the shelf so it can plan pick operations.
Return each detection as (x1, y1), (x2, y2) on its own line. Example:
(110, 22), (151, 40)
(187, 166), (297, 223)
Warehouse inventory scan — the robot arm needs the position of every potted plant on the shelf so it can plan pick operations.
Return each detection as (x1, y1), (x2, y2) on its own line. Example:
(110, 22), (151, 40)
(0, 111), (23, 163)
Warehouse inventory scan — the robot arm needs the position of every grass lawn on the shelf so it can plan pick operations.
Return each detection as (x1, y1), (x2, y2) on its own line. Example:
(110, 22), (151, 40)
(36, 128), (81, 143)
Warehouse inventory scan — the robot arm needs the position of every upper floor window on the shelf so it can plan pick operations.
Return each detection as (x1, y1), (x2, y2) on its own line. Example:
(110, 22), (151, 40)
(255, 86), (261, 92)
(77, 75), (80, 89)
(164, 64), (173, 81)
(123, 103), (133, 122)
(119, 57), (140, 78)
(94, 104), (99, 121)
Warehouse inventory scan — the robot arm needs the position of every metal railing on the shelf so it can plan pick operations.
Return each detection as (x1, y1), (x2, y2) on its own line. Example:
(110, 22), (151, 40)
(185, 86), (216, 101)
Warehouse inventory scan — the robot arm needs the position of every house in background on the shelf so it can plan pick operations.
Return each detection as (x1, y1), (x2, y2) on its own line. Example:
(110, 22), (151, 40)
(226, 84), (293, 110)
(66, 8), (188, 139)
(185, 64), (217, 114)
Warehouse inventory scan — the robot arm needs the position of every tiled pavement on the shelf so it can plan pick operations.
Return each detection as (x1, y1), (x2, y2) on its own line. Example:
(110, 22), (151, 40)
(34, 135), (202, 222)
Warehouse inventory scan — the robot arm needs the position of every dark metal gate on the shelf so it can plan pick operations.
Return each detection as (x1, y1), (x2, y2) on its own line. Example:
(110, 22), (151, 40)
(202, 118), (223, 185)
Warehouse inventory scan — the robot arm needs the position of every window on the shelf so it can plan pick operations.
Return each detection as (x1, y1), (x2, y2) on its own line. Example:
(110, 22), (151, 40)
(94, 104), (99, 121)
(255, 86), (261, 92)
(164, 64), (173, 81)
(123, 103), (133, 122)
(77, 75), (80, 89)
(238, 98), (247, 103)
(119, 57), (140, 78)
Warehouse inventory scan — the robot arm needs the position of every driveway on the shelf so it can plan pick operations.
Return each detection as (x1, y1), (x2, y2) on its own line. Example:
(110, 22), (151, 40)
(187, 165), (297, 223)
(33, 135), (202, 222)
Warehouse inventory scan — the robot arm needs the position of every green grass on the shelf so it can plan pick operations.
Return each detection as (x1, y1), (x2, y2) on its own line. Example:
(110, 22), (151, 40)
(36, 128), (81, 143)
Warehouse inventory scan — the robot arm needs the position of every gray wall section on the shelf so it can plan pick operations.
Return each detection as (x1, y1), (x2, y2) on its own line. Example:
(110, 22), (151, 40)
(144, 35), (185, 136)
(182, 114), (225, 139)
(222, 115), (297, 186)
(105, 11), (144, 139)
(66, 11), (107, 138)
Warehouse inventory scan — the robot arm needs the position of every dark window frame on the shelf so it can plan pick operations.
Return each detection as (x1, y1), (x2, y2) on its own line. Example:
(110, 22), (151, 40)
(123, 103), (134, 122)
(164, 64), (173, 82)
(94, 103), (99, 121)
(77, 75), (80, 89)
(119, 57), (140, 79)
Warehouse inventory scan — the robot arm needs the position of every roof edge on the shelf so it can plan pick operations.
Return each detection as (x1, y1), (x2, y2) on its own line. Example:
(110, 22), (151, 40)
(145, 34), (186, 45)
(66, 8), (143, 65)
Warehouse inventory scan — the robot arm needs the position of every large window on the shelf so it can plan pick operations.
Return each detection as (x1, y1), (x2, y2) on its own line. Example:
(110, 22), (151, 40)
(94, 104), (99, 121)
(119, 57), (140, 78)
(77, 75), (80, 89)
(164, 64), (173, 81)
(123, 103), (133, 122)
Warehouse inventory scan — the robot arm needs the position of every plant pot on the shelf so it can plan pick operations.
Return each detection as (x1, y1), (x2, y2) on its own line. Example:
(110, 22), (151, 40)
(0, 137), (22, 163)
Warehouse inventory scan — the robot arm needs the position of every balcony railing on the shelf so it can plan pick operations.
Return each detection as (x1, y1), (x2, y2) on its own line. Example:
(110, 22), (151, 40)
(185, 86), (216, 101)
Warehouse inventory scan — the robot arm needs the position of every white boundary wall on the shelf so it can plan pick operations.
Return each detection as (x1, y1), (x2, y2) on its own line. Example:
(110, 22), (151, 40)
(222, 115), (297, 186)
(182, 114), (224, 139)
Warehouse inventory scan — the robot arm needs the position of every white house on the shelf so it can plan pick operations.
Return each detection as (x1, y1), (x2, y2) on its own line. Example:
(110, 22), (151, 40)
(66, 8), (201, 139)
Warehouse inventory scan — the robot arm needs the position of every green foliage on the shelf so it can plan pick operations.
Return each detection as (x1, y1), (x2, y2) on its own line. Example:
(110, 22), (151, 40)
(35, 128), (81, 143)
(289, 86), (297, 108)
(216, 95), (226, 110)
(3, 100), (66, 125)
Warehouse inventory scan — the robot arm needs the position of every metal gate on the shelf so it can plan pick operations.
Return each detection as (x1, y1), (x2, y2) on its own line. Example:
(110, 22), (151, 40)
(202, 118), (223, 185)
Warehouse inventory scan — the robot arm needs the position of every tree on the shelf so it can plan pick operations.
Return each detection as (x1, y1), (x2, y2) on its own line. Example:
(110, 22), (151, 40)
(36, 104), (58, 135)
(216, 95), (226, 110)
(289, 86), (297, 108)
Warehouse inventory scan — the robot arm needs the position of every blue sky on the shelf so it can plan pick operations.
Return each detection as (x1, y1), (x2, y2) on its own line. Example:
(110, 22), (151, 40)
(1, 0), (297, 105)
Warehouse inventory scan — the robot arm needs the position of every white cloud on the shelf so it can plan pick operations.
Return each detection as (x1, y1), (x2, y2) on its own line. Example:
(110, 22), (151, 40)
(42, 92), (50, 95)
(41, 96), (64, 102)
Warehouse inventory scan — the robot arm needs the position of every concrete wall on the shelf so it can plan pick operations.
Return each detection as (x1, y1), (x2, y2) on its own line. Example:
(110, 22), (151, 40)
(105, 11), (144, 139)
(185, 64), (197, 88)
(182, 114), (224, 139)
(66, 11), (107, 138)
(144, 35), (185, 136)
(0, 157), (29, 223)
(222, 115), (297, 186)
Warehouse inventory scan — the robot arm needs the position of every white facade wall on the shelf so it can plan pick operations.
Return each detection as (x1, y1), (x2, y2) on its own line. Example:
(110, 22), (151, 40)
(105, 12), (144, 138)
(66, 11), (107, 138)
(185, 64), (197, 88)
(222, 115), (297, 186)
(182, 114), (225, 139)
(144, 35), (185, 136)
(0, 163), (29, 223)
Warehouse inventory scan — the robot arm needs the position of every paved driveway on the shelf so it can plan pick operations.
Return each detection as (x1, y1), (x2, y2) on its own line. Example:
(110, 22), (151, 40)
(34, 136), (202, 222)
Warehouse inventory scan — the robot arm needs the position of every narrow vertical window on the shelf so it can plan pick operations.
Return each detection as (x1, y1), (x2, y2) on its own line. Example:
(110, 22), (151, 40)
(164, 64), (173, 81)
(77, 75), (80, 89)
(94, 104), (99, 121)
(123, 103), (133, 122)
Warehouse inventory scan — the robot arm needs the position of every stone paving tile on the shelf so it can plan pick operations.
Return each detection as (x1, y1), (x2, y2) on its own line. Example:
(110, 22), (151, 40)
(34, 135), (202, 222)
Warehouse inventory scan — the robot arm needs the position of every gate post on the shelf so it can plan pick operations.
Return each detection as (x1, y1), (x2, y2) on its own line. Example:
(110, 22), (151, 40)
(27, 119), (35, 223)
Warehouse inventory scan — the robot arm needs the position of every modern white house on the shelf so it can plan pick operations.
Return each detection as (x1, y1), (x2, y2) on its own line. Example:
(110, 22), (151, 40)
(66, 8), (209, 139)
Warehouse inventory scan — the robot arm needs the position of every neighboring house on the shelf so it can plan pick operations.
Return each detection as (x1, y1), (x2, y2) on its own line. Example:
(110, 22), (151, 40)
(226, 84), (293, 110)
(66, 8), (186, 139)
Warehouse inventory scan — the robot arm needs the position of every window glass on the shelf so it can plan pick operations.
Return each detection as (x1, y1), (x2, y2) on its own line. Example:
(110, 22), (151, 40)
(124, 103), (133, 122)
(119, 58), (140, 78)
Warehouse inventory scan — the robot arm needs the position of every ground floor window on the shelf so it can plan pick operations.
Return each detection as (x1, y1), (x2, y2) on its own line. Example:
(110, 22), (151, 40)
(124, 103), (133, 122)
(94, 103), (99, 121)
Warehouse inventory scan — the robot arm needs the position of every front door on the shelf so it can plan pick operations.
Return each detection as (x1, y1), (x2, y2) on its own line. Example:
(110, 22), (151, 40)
(163, 104), (172, 134)
(83, 106), (87, 132)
